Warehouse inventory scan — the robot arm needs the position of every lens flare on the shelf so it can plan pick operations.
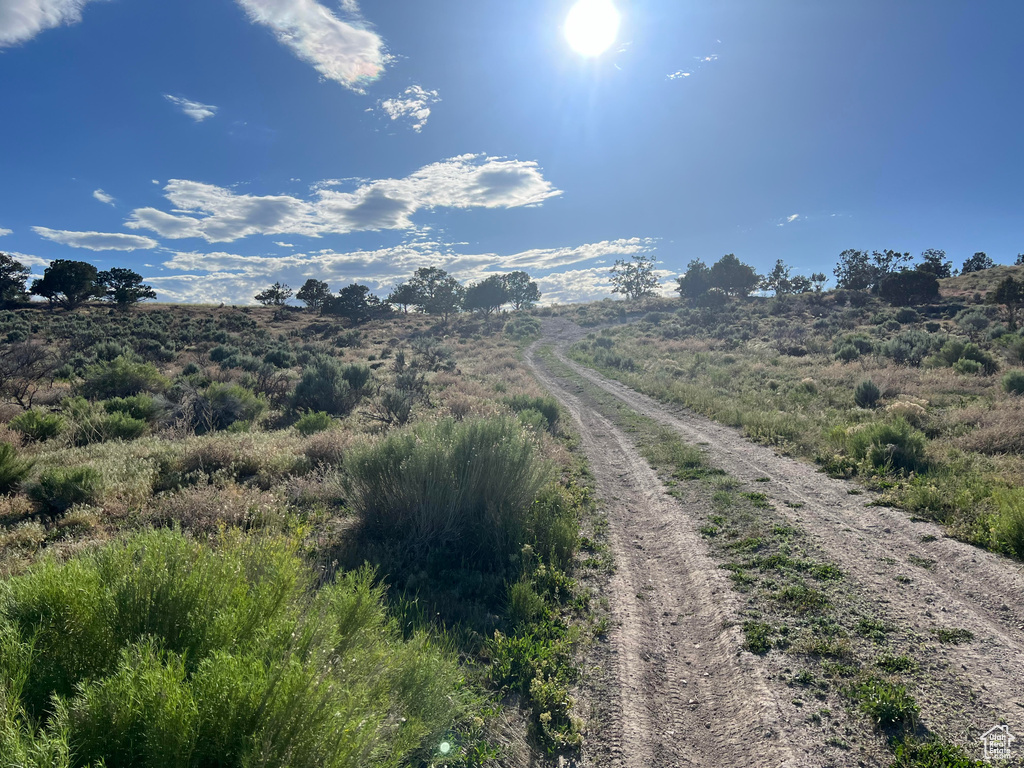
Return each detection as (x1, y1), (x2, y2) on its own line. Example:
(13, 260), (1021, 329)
(564, 0), (621, 57)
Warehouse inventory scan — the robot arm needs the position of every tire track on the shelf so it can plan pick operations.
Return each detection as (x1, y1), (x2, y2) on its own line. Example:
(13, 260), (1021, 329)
(526, 339), (814, 768)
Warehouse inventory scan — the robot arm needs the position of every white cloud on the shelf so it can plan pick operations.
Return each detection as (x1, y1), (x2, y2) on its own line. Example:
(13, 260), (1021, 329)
(127, 154), (562, 243)
(0, 228), (11, 237)
(234, 0), (387, 92)
(667, 71), (691, 80)
(164, 95), (219, 122)
(6, 251), (50, 268)
(92, 188), (115, 206)
(0, 0), (107, 48)
(274, 241), (294, 248)
(777, 213), (800, 227)
(377, 85), (440, 132)
(32, 226), (159, 251)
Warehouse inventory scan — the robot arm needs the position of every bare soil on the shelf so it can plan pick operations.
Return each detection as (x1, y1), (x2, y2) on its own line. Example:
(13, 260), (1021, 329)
(528, 317), (1024, 768)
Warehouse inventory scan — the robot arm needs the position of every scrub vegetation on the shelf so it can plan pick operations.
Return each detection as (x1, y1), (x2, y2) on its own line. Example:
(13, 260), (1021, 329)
(0, 300), (597, 765)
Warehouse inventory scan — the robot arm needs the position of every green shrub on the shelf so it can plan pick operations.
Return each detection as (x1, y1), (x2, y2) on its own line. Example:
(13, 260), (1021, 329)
(100, 412), (148, 441)
(0, 530), (476, 766)
(9, 409), (65, 441)
(854, 380), (881, 409)
(850, 677), (918, 729)
(294, 410), (334, 436)
(504, 315), (541, 340)
(27, 466), (103, 516)
(505, 394), (560, 433)
(952, 358), (982, 375)
(890, 739), (986, 768)
(878, 329), (935, 366)
(835, 343), (861, 362)
(292, 358), (354, 416)
(341, 363), (371, 391)
(345, 417), (551, 567)
(0, 443), (35, 494)
(103, 394), (164, 423)
(845, 419), (927, 474)
(204, 383), (266, 431)
(992, 488), (1024, 559)
(80, 356), (168, 400)
(1002, 369), (1024, 396)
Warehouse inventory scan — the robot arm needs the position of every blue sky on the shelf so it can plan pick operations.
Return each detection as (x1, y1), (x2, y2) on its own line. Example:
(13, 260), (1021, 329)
(1, 0), (1023, 304)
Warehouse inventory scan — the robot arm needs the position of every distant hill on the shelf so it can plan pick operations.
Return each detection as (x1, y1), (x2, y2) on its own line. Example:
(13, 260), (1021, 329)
(940, 263), (1024, 297)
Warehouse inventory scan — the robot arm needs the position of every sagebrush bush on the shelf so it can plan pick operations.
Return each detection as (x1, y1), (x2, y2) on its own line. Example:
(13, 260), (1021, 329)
(0, 529), (476, 767)
(292, 357), (355, 416)
(505, 394), (560, 433)
(80, 356), (168, 400)
(345, 417), (551, 566)
(854, 380), (881, 409)
(0, 443), (35, 494)
(27, 465), (104, 516)
(103, 394), (164, 423)
(1002, 369), (1024, 396)
(992, 488), (1024, 559)
(8, 409), (65, 442)
(294, 410), (334, 436)
(845, 419), (927, 474)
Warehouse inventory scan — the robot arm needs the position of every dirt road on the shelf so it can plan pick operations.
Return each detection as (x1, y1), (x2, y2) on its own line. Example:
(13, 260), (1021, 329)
(528, 318), (1024, 768)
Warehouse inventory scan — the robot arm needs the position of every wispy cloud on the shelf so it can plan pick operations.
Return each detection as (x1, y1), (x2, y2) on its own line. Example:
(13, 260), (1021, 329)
(776, 213), (800, 227)
(0, 228), (11, 237)
(32, 226), (159, 251)
(6, 251), (50, 268)
(376, 85), (440, 132)
(92, 188), (115, 206)
(234, 0), (387, 92)
(0, 0), (107, 48)
(164, 94), (219, 122)
(667, 51), (719, 82)
(127, 154), (562, 243)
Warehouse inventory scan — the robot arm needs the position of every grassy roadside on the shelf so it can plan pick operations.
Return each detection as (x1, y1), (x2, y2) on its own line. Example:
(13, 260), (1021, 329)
(537, 346), (989, 768)
(563, 292), (1024, 563)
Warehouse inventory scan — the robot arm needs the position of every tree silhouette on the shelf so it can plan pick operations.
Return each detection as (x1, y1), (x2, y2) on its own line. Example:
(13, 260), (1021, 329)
(961, 252), (994, 274)
(296, 279), (331, 312)
(0, 253), (30, 307)
(916, 249), (952, 279)
(97, 268), (156, 310)
(610, 254), (658, 299)
(254, 282), (292, 306)
(991, 276), (1024, 330)
(386, 283), (419, 313)
(709, 254), (759, 298)
(464, 275), (509, 319)
(675, 259), (711, 301)
(30, 259), (104, 309)
(502, 271), (541, 310)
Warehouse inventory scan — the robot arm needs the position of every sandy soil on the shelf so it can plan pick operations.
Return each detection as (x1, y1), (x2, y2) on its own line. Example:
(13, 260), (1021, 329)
(528, 317), (1024, 768)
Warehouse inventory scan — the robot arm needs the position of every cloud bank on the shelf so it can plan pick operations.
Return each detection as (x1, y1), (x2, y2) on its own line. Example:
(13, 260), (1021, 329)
(127, 154), (562, 243)
(0, 0), (107, 47)
(234, 0), (386, 91)
(32, 226), (159, 251)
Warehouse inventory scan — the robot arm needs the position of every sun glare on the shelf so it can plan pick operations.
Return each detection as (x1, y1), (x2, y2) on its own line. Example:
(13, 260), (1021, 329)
(564, 0), (620, 57)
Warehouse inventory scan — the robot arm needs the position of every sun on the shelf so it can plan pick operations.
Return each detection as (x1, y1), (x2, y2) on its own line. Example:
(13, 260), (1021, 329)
(564, 0), (621, 57)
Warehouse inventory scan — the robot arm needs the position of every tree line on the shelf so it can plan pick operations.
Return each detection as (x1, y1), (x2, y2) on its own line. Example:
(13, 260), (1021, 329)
(254, 268), (541, 324)
(0, 255), (156, 310)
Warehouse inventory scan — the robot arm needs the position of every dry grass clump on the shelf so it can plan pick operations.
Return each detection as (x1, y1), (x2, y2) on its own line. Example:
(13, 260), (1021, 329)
(302, 428), (354, 468)
(145, 483), (286, 534)
(953, 400), (1024, 455)
(152, 431), (307, 491)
